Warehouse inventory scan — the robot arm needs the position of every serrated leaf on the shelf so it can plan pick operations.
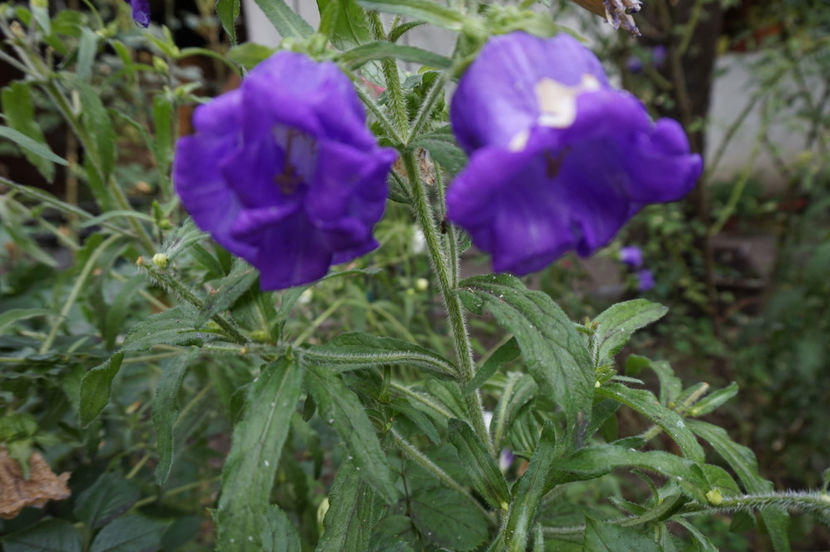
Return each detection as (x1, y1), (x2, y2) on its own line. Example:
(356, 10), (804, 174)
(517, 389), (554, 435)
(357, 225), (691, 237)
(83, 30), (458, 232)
(583, 518), (661, 552)
(122, 303), (206, 351)
(306, 332), (456, 377)
(318, 0), (372, 50)
(73, 472), (140, 529)
(688, 382), (738, 416)
(490, 372), (536, 452)
(411, 126), (467, 176)
(503, 423), (557, 552)
(89, 515), (168, 552)
(592, 299), (667, 367)
(2, 81), (55, 181)
(409, 486), (489, 551)
(340, 41), (451, 70)
(216, 0), (240, 43)
(317, 462), (384, 552)
(153, 352), (194, 485)
(356, 0), (465, 29)
(459, 274), (593, 447)
(196, 264), (258, 327)
(688, 420), (790, 551)
(253, 0), (314, 38)
(448, 418), (510, 510)
(306, 365), (397, 503)
(596, 383), (704, 462)
(0, 126), (67, 167)
(261, 506), (301, 552)
(2, 519), (82, 552)
(216, 358), (303, 551)
(79, 352), (124, 426)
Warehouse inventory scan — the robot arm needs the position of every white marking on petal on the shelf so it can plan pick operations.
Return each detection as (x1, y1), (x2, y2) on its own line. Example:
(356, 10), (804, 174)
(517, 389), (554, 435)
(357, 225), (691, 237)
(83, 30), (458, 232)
(508, 128), (530, 151)
(534, 74), (603, 129)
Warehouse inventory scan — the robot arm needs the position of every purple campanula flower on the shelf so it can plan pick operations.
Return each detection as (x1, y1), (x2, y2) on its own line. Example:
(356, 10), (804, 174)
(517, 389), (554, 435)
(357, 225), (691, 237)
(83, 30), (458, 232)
(173, 52), (396, 289)
(124, 0), (150, 27)
(447, 32), (701, 275)
(636, 268), (655, 291)
(619, 245), (643, 268)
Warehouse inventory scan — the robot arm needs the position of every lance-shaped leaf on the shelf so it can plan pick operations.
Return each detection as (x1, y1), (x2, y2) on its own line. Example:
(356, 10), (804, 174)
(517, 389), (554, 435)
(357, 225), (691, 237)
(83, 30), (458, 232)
(216, 0), (240, 43)
(448, 419), (510, 510)
(152, 351), (195, 485)
(2, 518), (82, 552)
(317, 462), (384, 552)
(689, 420), (790, 552)
(216, 358), (303, 551)
(583, 518), (662, 552)
(459, 274), (593, 447)
(196, 263), (258, 327)
(591, 299), (668, 368)
(304, 332), (457, 378)
(79, 352), (124, 427)
(490, 372), (537, 452)
(318, 0), (372, 50)
(73, 472), (140, 530)
(306, 365), (397, 503)
(340, 41), (451, 70)
(596, 383), (704, 462)
(503, 423), (557, 552)
(356, 0), (465, 29)
(253, 0), (313, 38)
(463, 337), (519, 395)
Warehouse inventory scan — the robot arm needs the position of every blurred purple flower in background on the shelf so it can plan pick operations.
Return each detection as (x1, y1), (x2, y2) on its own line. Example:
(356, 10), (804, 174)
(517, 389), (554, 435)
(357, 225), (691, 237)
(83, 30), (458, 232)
(124, 0), (150, 27)
(173, 52), (396, 289)
(636, 268), (655, 291)
(446, 32), (702, 275)
(619, 245), (643, 268)
(625, 45), (668, 74)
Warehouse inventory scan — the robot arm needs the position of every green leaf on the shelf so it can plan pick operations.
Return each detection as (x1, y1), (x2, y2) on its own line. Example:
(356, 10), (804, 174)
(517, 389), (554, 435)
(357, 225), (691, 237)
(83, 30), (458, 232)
(490, 372), (537, 452)
(2, 81), (55, 180)
(153, 352), (194, 485)
(227, 43), (277, 69)
(410, 487), (489, 551)
(75, 80), (116, 182)
(2, 519), (82, 552)
(79, 352), (124, 426)
(152, 95), (174, 184)
(592, 299), (668, 367)
(73, 472), (140, 529)
(103, 275), (145, 350)
(464, 337), (520, 395)
(459, 274), (593, 447)
(583, 518), (661, 552)
(305, 332), (457, 377)
(0, 308), (53, 333)
(687, 382), (738, 417)
(253, 0), (314, 38)
(0, 126), (67, 166)
(216, 358), (303, 551)
(261, 506), (302, 551)
(340, 41), (451, 69)
(122, 303), (205, 352)
(306, 365), (397, 503)
(596, 383), (704, 462)
(88, 515), (168, 552)
(674, 519), (718, 552)
(77, 27), (99, 81)
(318, 0), (372, 50)
(448, 418), (510, 510)
(196, 263), (258, 327)
(688, 420), (790, 551)
(317, 462), (385, 552)
(410, 126), (467, 176)
(216, 0), (240, 43)
(503, 423), (557, 552)
(645, 359), (682, 406)
(356, 0), (465, 30)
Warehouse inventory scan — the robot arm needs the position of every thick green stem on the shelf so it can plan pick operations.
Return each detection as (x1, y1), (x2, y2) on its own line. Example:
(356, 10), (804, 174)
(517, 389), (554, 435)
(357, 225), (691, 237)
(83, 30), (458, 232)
(402, 151), (493, 456)
(368, 12), (409, 135)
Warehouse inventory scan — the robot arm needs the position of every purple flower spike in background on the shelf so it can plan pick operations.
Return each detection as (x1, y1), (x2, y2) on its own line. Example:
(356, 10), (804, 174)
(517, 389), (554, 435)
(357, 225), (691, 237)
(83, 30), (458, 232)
(174, 52), (396, 289)
(619, 245), (643, 268)
(124, 0), (150, 27)
(636, 269), (655, 291)
(447, 32), (702, 275)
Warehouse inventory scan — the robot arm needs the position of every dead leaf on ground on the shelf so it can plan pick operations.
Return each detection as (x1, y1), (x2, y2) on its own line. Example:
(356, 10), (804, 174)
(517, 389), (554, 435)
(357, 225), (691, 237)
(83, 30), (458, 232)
(0, 447), (71, 519)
